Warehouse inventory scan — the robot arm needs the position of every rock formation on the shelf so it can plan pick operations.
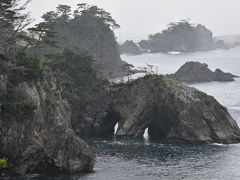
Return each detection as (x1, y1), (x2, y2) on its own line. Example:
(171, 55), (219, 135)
(168, 61), (238, 83)
(119, 40), (142, 55)
(73, 75), (240, 144)
(112, 76), (240, 143)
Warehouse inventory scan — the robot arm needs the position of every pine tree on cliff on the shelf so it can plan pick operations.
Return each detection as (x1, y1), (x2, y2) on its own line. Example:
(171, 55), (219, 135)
(0, 0), (32, 58)
(74, 3), (120, 30)
(34, 3), (122, 78)
(26, 21), (58, 58)
(56, 4), (71, 23)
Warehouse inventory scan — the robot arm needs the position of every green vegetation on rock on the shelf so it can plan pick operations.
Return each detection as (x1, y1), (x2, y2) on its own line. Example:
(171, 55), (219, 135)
(47, 48), (99, 102)
(0, 157), (7, 169)
(35, 3), (124, 78)
(0, 87), (38, 122)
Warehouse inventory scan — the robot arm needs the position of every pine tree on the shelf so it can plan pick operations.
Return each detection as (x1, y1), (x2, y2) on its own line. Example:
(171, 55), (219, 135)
(0, 0), (32, 58)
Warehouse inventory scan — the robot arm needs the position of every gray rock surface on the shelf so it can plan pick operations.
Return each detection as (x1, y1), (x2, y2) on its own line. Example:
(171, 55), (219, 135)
(73, 75), (240, 144)
(111, 75), (240, 143)
(70, 82), (119, 137)
(168, 61), (238, 83)
(0, 60), (95, 175)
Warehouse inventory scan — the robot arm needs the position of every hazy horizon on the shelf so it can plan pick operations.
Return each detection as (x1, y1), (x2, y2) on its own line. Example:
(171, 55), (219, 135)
(27, 0), (240, 42)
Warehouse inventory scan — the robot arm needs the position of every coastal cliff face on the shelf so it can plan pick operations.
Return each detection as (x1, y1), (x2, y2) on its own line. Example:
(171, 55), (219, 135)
(0, 60), (95, 175)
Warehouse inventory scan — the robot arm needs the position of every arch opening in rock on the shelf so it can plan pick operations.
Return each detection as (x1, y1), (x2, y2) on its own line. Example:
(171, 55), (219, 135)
(90, 107), (121, 137)
(147, 104), (179, 140)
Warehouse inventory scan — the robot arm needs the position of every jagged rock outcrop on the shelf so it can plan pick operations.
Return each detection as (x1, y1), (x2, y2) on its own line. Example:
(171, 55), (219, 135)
(119, 40), (142, 55)
(111, 75), (240, 143)
(73, 75), (240, 144)
(168, 61), (238, 83)
(0, 59), (95, 175)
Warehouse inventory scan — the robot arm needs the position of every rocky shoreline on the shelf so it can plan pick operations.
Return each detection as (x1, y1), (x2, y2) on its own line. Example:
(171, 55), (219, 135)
(1, 2), (240, 178)
(1, 57), (240, 176)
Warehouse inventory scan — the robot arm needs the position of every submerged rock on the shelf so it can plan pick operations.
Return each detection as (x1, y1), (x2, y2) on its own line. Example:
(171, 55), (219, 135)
(168, 61), (238, 83)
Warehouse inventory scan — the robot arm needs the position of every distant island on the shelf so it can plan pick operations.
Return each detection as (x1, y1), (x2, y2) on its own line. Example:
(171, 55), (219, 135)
(119, 20), (237, 55)
(119, 40), (142, 55)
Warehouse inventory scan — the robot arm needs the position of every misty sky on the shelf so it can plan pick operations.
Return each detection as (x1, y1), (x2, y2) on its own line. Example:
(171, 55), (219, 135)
(27, 0), (240, 42)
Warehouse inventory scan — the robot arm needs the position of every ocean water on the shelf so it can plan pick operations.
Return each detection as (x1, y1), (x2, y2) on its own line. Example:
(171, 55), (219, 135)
(7, 47), (240, 180)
